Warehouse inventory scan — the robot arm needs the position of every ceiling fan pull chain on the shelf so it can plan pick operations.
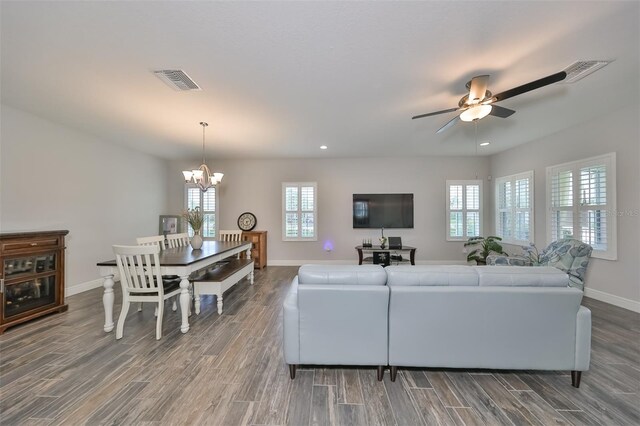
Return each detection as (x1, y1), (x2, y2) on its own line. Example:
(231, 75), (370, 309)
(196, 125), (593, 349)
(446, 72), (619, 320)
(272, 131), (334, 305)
(474, 121), (479, 179)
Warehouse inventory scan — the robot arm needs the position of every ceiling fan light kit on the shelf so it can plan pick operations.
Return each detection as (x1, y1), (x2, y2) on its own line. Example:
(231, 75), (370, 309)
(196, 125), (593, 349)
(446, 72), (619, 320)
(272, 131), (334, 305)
(460, 104), (492, 122)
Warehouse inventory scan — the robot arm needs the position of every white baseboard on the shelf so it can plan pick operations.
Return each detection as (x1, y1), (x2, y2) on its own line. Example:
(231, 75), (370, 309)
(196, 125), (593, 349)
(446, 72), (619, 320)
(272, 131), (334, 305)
(269, 260), (356, 266)
(66, 278), (104, 296)
(584, 287), (640, 313)
(268, 259), (468, 266)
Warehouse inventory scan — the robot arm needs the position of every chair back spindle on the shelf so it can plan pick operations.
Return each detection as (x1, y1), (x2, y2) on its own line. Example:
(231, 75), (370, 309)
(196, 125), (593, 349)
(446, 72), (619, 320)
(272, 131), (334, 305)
(136, 235), (166, 250)
(219, 230), (243, 242)
(166, 233), (190, 248)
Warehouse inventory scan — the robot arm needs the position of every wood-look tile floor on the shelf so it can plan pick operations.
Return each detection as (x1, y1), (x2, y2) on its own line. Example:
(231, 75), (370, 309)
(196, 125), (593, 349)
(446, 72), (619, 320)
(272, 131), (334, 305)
(1, 266), (639, 425)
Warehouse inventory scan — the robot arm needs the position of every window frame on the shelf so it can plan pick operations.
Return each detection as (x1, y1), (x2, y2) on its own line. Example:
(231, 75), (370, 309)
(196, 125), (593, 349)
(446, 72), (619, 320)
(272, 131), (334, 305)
(282, 182), (318, 241)
(546, 152), (617, 260)
(183, 184), (218, 240)
(446, 179), (483, 241)
(494, 170), (535, 245)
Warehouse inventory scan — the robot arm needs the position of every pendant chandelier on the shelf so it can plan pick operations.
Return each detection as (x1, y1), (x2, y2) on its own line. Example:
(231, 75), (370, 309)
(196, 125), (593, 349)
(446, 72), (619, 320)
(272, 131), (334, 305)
(182, 122), (223, 192)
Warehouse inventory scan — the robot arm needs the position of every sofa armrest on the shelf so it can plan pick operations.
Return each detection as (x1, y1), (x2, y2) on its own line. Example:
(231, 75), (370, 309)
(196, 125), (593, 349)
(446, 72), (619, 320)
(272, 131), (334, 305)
(575, 305), (591, 371)
(283, 277), (300, 364)
(486, 255), (531, 266)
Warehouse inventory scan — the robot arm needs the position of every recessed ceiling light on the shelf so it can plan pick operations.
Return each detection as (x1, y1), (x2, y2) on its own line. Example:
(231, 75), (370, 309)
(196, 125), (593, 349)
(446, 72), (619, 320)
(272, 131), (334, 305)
(320, 145), (328, 150)
(480, 142), (490, 147)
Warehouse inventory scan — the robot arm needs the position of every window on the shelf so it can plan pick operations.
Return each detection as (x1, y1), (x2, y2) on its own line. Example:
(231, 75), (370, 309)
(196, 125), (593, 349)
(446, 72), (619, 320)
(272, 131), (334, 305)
(495, 171), (534, 244)
(282, 182), (317, 241)
(446, 180), (482, 241)
(184, 185), (217, 238)
(546, 153), (616, 260)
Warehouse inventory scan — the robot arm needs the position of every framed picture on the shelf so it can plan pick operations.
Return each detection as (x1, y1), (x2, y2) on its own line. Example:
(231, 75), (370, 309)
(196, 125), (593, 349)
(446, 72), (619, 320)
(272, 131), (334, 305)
(159, 215), (182, 236)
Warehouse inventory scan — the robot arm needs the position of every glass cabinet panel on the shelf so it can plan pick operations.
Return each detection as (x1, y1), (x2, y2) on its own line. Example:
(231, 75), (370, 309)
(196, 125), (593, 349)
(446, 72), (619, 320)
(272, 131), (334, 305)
(4, 276), (57, 319)
(4, 254), (56, 279)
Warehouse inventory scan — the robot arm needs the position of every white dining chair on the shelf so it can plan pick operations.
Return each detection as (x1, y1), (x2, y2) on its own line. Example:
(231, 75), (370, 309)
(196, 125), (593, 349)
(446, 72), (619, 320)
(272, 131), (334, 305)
(218, 230), (244, 259)
(166, 233), (190, 249)
(136, 235), (178, 312)
(113, 244), (182, 340)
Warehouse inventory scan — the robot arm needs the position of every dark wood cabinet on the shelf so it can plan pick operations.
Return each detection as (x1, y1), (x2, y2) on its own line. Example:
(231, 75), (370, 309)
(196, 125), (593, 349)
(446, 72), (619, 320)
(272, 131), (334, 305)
(0, 230), (69, 334)
(242, 231), (267, 269)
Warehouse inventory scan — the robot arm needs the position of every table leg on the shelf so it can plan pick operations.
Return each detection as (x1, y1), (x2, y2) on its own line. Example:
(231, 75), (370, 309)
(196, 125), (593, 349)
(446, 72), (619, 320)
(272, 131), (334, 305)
(410, 249), (416, 265)
(357, 248), (363, 265)
(102, 275), (115, 332)
(194, 284), (201, 315)
(217, 294), (223, 315)
(246, 247), (253, 267)
(179, 276), (190, 333)
(250, 270), (254, 285)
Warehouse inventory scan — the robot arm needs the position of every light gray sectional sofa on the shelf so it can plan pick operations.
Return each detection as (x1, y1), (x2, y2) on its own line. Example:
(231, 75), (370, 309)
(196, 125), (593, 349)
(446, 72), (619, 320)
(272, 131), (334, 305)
(283, 264), (591, 387)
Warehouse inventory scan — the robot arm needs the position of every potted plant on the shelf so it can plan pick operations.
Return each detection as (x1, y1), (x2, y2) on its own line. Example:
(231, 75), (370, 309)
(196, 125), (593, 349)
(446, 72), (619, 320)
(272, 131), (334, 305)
(464, 236), (506, 265)
(182, 206), (204, 249)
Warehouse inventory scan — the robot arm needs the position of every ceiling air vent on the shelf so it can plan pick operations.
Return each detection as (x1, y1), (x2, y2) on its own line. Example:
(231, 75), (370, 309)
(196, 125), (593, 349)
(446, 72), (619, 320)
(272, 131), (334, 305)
(153, 69), (201, 91)
(561, 60), (613, 84)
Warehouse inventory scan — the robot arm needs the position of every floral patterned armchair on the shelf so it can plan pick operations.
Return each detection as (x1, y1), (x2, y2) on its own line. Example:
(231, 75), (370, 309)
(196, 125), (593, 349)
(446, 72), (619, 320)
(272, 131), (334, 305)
(486, 239), (593, 290)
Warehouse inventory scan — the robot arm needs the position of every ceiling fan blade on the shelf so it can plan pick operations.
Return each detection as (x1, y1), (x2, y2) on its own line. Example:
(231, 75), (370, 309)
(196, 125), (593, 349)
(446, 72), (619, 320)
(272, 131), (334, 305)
(491, 71), (567, 103)
(489, 105), (516, 118)
(436, 115), (460, 134)
(468, 75), (490, 104)
(412, 107), (459, 120)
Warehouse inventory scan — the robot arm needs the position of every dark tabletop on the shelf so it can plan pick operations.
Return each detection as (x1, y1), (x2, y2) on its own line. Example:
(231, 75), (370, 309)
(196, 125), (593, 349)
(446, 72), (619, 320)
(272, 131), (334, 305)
(97, 240), (250, 267)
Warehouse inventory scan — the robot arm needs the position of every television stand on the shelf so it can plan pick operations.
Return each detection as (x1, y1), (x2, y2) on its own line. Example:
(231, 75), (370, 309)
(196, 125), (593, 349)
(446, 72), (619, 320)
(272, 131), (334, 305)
(355, 245), (416, 266)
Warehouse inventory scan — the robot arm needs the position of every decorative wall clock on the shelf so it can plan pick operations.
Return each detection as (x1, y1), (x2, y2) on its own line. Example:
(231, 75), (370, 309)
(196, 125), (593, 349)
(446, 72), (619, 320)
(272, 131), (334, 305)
(237, 212), (257, 231)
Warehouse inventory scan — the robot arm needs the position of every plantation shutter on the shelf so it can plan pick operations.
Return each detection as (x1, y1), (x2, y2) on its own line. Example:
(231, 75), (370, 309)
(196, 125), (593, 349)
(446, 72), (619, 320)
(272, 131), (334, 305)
(546, 153), (616, 260)
(185, 186), (216, 238)
(446, 180), (482, 241)
(495, 171), (534, 244)
(579, 164), (608, 251)
(283, 183), (317, 240)
(550, 169), (574, 241)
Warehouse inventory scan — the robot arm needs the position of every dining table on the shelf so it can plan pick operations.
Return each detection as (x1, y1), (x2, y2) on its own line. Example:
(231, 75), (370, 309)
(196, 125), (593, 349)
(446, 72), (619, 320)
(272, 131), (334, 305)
(96, 240), (252, 335)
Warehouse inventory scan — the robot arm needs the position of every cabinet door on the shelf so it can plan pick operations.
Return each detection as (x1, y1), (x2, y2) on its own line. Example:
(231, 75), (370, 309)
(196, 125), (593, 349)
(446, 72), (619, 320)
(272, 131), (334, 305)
(2, 252), (59, 321)
(3, 254), (56, 280)
(3, 275), (57, 320)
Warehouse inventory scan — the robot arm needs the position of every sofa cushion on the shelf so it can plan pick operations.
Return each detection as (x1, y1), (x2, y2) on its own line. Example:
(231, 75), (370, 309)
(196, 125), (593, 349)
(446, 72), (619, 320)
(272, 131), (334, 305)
(386, 265), (479, 287)
(298, 264), (387, 286)
(475, 266), (569, 287)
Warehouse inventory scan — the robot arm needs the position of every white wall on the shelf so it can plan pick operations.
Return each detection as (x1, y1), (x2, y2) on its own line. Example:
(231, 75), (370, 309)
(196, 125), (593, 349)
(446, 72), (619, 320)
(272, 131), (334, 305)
(168, 156), (491, 264)
(0, 105), (169, 293)
(489, 105), (640, 308)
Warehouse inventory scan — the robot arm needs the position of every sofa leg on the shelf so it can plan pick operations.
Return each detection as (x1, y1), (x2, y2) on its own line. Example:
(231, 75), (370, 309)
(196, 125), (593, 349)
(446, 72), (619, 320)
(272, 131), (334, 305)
(377, 366), (384, 381)
(289, 364), (297, 380)
(390, 366), (398, 382)
(571, 371), (582, 388)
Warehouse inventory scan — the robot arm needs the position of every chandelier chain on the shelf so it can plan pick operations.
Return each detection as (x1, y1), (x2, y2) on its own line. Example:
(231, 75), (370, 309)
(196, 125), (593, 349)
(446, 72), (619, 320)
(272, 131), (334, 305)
(200, 122), (208, 165)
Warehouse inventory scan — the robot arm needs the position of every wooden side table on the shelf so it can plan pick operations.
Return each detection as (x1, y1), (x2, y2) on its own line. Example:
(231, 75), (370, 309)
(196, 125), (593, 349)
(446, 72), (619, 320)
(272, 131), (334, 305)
(242, 231), (267, 269)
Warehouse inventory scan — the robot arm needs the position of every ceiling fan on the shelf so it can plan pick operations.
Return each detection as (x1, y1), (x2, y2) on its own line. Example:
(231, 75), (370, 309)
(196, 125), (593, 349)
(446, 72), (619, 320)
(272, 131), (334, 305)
(412, 71), (567, 133)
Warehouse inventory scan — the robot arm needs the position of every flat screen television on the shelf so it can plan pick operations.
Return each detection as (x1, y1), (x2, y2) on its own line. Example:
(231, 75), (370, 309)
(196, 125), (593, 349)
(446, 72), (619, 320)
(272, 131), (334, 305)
(353, 193), (414, 228)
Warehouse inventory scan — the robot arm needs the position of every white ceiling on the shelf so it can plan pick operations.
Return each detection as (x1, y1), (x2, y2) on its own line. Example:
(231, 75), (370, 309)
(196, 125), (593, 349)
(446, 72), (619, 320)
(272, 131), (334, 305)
(1, 1), (638, 160)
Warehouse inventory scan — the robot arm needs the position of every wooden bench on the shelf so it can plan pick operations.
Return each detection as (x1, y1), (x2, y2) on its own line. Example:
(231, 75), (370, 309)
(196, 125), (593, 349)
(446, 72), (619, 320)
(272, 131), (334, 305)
(192, 258), (254, 315)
